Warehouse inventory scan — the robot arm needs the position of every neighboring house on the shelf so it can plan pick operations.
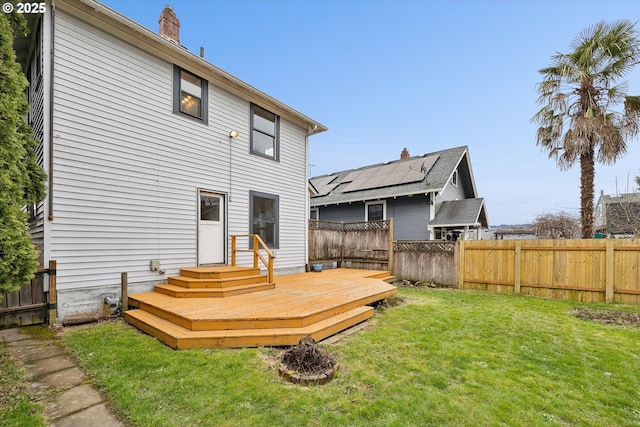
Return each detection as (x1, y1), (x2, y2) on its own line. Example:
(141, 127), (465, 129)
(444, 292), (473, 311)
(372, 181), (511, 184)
(15, 0), (326, 321)
(493, 227), (538, 240)
(309, 147), (488, 240)
(595, 191), (640, 237)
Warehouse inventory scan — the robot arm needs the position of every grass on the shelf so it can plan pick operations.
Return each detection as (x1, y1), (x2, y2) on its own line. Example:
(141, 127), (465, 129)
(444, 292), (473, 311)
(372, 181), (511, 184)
(60, 288), (640, 426)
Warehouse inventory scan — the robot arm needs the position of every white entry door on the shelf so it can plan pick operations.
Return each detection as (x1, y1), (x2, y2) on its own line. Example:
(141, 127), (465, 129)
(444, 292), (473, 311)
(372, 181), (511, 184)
(198, 191), (225, 264)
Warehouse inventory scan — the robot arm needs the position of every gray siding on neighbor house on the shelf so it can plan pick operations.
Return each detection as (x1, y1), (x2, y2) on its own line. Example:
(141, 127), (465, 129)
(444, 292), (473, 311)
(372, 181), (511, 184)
(318, 204), (365, 223)
(387, 195), (430, 240)
(434, 169), (466, 214)
(316, 195), (430, 240)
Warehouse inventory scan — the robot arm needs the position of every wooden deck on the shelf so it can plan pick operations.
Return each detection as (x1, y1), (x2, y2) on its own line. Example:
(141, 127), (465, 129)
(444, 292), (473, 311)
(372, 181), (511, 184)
(125, 267), (396, 349)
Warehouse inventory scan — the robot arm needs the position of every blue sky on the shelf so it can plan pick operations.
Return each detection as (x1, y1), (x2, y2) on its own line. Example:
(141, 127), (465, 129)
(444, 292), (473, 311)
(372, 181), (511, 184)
(101, 0), (640, 225)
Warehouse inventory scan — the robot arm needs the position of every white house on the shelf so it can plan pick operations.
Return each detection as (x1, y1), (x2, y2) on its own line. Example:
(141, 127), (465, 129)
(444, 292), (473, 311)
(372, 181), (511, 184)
(16, 0), (327, 321)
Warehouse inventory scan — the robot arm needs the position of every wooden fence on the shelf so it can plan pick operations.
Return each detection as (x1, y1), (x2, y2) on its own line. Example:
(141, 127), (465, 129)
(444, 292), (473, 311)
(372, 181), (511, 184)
(1, 260), (56, 329)
(459, 239), (640, 304)
(392, 241), (456, 285)
(309, 220), (393, 271)
(309, 227), (640, 305)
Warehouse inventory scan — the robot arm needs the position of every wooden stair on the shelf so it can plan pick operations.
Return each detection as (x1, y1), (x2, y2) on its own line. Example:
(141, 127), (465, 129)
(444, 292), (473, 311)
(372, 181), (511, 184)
(124, 267), (397, 349)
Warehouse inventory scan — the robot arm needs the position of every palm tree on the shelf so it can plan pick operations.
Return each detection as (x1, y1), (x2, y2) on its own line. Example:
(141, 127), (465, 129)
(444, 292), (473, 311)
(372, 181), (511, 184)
(532, 20), (640, 238)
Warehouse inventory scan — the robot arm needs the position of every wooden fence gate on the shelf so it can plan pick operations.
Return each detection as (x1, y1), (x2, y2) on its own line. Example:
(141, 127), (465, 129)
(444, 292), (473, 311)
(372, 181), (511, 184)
(0, 261), (56, 329)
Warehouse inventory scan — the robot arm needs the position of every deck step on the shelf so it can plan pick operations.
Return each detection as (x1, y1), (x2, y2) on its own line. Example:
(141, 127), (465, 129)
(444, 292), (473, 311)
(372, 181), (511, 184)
(365, 271), (393, 280)
(124, 306), (374, 349)
(168, 274), (267, 289)
(155, 282), (275, 298)
(180, 266), (259, 280)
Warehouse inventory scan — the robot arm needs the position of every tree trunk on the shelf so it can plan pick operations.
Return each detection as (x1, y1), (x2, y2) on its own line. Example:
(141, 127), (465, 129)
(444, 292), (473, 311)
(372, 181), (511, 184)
(580, 148), (595, 238)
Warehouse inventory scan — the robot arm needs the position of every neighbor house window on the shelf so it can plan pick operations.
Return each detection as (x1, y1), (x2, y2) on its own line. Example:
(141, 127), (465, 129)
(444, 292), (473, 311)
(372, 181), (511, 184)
(250, 104), (279, 160)
(173, 65), (208, 123)
(452, 170), (458, 186)
(310, 208), (319, 220)
(365, 201), (386, 221)
(250, 191), (279, 248)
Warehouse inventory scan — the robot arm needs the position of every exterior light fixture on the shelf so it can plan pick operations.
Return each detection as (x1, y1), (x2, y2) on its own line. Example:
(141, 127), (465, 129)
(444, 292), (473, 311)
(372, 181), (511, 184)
(229, 130), (239, 138)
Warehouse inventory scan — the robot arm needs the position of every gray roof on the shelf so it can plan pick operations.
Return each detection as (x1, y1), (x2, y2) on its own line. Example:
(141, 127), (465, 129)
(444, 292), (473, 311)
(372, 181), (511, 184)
(310, 146), (470, 206)
(599, 193), (640, 205)
(430, 198), (488, 228)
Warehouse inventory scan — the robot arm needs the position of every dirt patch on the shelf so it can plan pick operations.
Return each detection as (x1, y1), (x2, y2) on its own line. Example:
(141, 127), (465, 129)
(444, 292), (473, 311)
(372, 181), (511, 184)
(573, 307), (640, 328)
(376, 294), (407, 309)
(279, 337), (337, 385)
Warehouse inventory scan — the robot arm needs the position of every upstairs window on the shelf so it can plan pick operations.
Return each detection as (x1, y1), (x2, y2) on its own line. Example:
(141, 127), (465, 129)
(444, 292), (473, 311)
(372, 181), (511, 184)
(452, 170), (458, 186)
(173, 65), (208, 123)
(251, 104), (279, 160)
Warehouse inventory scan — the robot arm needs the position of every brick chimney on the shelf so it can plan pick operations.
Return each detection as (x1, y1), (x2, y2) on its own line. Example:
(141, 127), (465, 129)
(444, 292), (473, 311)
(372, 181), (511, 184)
(400, 147), (410, 159)
(159, 5), (180, 43)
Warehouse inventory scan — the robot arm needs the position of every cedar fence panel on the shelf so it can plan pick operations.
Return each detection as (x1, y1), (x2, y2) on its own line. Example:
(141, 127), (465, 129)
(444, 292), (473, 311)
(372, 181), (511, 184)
(459, 239), (640, 304)
(308, 219), (392, 270)
(392, 241), (456, 285)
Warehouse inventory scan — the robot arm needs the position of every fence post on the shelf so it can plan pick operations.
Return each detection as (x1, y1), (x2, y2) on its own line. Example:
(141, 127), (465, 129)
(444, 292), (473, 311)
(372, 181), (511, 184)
(605, 239), (614, 303)
(457, 241), (465, 289)
(121, 272), (128, 314)
(514, 241), (522, 294)
(47, 260), (57, 326)
(388, 218), (394, 273)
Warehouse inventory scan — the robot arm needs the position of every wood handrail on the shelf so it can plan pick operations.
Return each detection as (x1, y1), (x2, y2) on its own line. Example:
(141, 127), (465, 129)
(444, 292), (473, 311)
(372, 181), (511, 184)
(230, 234), (275, 283)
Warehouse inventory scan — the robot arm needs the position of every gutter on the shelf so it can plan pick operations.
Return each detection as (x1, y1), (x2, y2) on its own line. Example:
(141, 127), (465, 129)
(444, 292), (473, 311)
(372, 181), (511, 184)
(47, 1), (55, 221)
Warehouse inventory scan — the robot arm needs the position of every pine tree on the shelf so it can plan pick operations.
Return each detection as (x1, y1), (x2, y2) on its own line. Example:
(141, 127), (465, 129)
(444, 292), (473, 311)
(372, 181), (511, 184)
(0, 12), (47, 295)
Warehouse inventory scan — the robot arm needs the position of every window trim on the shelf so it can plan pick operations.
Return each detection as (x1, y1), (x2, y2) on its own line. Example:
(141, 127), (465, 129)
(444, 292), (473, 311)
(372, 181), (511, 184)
(451, 170), (458, 187)
(173, 65), (208, 124)
(365, 200), (386, 221)
(250, 103), (280, 161)
(249, 190), (279, 249)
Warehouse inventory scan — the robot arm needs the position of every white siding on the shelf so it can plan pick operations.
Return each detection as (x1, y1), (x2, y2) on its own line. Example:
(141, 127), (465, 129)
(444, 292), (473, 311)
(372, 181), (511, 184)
(27, 21), (45, 243)
(51, 11), (308, 292)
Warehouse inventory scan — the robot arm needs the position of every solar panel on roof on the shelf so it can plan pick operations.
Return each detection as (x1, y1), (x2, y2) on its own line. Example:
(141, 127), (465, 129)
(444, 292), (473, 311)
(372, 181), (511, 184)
(311, 175), (340, 196)
(341, 154), (440, 193)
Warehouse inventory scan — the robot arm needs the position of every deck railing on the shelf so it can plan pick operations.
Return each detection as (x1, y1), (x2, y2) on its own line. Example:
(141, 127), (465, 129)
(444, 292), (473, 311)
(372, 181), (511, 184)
(231, 234), (274, 283)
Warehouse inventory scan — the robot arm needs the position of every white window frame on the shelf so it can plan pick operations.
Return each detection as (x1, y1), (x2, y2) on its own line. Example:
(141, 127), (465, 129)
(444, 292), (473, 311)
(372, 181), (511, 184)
(365, 200), (386, 221)
(452, 170), (458, 187)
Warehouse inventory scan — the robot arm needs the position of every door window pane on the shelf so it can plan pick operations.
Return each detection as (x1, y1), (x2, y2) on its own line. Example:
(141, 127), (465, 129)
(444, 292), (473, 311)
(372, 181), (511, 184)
(201, 195), (220, 221)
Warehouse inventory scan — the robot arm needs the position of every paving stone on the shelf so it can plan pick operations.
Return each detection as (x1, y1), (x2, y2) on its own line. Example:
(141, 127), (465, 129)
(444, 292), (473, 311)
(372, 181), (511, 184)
(26, 355), (76, 378)
(50, 403), (123, 427)
(30, 367), (87, 393)
(44, 383), (104, 419)
(2, 326), (124, 426)
(6, 338), (47, 348)
(10, 343), (65, 362)
(0, 328), (30, 343)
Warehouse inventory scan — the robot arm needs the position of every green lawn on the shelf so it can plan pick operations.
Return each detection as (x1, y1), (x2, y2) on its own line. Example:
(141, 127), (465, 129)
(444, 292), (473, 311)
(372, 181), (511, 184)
(54, 288), (640, 426)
